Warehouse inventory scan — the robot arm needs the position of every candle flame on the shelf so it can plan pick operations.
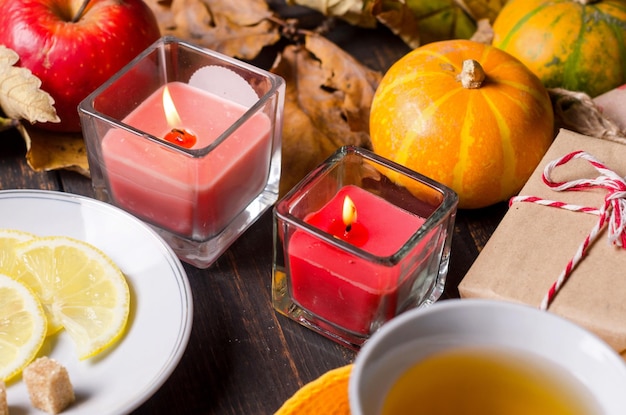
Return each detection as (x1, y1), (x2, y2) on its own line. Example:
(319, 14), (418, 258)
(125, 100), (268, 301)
(163, 85), (182, 128)
(342, 195), (357, 231)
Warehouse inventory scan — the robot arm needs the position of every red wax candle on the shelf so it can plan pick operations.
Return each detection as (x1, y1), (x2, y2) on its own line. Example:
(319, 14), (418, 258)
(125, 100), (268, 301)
(100, 81), (272, 239)
(288, 185), (432, 334)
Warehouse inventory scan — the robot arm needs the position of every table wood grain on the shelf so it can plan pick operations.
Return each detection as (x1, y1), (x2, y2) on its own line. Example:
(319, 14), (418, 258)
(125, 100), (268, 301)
(0, 10), (508, 414)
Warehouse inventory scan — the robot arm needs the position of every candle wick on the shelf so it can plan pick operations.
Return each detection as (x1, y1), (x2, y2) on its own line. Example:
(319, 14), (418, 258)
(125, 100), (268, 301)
(345, 224), (352, 233)
(164, 127), (197, 148)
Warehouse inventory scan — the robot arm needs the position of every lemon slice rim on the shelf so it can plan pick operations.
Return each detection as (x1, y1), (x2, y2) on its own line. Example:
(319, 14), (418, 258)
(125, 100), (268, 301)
(12, 235), (131, 360)
(0, 273), (47, 383)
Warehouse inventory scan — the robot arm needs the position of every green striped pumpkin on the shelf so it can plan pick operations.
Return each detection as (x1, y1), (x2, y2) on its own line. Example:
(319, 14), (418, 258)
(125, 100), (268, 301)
(492, 0), (626, 97)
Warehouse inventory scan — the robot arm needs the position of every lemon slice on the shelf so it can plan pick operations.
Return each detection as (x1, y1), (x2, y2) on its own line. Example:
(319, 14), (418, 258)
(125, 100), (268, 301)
(0, 274), (47, 383)
(0, 229), (35, 276)
(13, 236), (130, 360)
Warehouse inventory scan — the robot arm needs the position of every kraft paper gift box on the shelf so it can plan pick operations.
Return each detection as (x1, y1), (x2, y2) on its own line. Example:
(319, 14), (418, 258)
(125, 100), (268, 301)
(594, 84), (626, 131)
(459, 129), (626, 356)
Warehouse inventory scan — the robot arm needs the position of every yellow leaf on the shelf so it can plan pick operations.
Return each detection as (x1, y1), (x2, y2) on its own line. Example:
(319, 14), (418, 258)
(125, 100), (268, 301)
(0, 46), (59, 125)
(17, 124), (89, 176)
(371, 0), (421, 49)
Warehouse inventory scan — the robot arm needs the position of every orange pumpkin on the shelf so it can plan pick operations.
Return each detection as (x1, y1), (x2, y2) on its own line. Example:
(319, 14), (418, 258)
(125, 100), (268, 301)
(369, 40), (555, 209)
(492, 0), (626, 97)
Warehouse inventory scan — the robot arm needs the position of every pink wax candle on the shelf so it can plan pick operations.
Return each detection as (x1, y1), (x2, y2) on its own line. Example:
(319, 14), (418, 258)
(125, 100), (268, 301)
(101, 81), (272, 239)
(288, 185), (433, 334)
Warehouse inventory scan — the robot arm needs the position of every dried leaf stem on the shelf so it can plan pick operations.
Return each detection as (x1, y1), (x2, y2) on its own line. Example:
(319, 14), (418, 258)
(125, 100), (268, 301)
(266, 14), (336, 43)
(0, 116), (18, 132)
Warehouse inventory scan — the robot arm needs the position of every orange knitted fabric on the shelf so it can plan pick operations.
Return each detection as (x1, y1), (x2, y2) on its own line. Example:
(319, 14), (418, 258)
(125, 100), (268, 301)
(274, 365), (352, 415)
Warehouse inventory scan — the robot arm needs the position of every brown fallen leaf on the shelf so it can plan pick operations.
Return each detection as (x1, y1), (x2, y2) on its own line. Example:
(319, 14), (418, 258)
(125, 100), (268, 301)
(289, 0), (479, 48)
(457, 0), (507, 22)
(370, 0), (421, 49)
(18, 124), (89, 176)
(271, 34), (382, 195)
(286, 0), (442, 49)
(145, 0), (281, 60)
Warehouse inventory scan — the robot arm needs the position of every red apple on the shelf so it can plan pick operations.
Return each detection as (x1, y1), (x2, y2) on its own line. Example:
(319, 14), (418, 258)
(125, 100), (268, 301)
(0, 0), (161, 132)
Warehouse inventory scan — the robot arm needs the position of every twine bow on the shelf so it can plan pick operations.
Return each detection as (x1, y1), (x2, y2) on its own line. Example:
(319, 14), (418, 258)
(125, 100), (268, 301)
(509, 150), (626, 310)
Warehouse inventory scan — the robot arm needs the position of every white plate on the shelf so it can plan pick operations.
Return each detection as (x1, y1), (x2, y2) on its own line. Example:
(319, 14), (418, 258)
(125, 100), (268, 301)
(1, 190), (193, 414)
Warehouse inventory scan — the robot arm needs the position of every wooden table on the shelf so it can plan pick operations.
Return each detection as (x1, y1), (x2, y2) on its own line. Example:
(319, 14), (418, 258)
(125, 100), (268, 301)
(0, 11), (509, 414)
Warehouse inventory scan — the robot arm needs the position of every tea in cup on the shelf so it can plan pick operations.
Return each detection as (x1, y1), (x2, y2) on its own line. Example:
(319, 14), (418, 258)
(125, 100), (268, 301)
(349, 299), (626, 415)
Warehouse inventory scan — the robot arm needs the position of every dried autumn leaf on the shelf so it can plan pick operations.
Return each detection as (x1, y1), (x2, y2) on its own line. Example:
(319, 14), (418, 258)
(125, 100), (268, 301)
(290, 0), (479, 47)
(271, 34), (381, 195)
(17, 124), (89, 176)
(469, 18), (494, 44)
(457, 0), (507, 23)
(286, 0), (377, 28)
(370, 0), (421, 49)
(0, 46), (59, 125)
(145, 0), (280, 60)
(403, 0), (476, 44)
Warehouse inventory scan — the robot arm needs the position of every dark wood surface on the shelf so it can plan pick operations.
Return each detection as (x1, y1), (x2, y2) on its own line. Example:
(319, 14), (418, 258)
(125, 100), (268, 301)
(0, 11), (509, 414)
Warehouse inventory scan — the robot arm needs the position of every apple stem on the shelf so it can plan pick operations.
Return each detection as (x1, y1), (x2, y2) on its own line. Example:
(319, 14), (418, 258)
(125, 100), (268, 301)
(72, 0), (92, 23)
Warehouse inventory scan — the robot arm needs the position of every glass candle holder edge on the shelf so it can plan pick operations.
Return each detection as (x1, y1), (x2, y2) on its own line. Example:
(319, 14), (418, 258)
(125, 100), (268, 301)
(79, 36), (285, 269)
(272, 145), (458, 349)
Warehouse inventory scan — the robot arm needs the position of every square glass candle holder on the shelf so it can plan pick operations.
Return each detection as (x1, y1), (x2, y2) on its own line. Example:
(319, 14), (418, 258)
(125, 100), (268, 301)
(272, 146), (458, 349)
(79, 36), (285, 269)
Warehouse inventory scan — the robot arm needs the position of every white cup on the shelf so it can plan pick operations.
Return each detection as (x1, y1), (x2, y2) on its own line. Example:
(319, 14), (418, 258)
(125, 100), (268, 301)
(349, 299), (626, 415)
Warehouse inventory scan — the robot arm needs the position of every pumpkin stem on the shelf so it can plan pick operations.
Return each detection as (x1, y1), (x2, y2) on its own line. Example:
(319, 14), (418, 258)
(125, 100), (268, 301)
(574, 0), (600, 4)
(458, 59), (485, 89)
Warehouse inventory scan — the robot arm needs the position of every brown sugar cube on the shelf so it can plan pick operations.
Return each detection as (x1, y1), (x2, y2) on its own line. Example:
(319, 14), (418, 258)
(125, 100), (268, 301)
(0, 381), (8, 415)
(23, 357), (75, 414)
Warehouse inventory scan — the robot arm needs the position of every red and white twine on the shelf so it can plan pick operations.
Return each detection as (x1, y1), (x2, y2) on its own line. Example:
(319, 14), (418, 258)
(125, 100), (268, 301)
(509, 150), (626, 310)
